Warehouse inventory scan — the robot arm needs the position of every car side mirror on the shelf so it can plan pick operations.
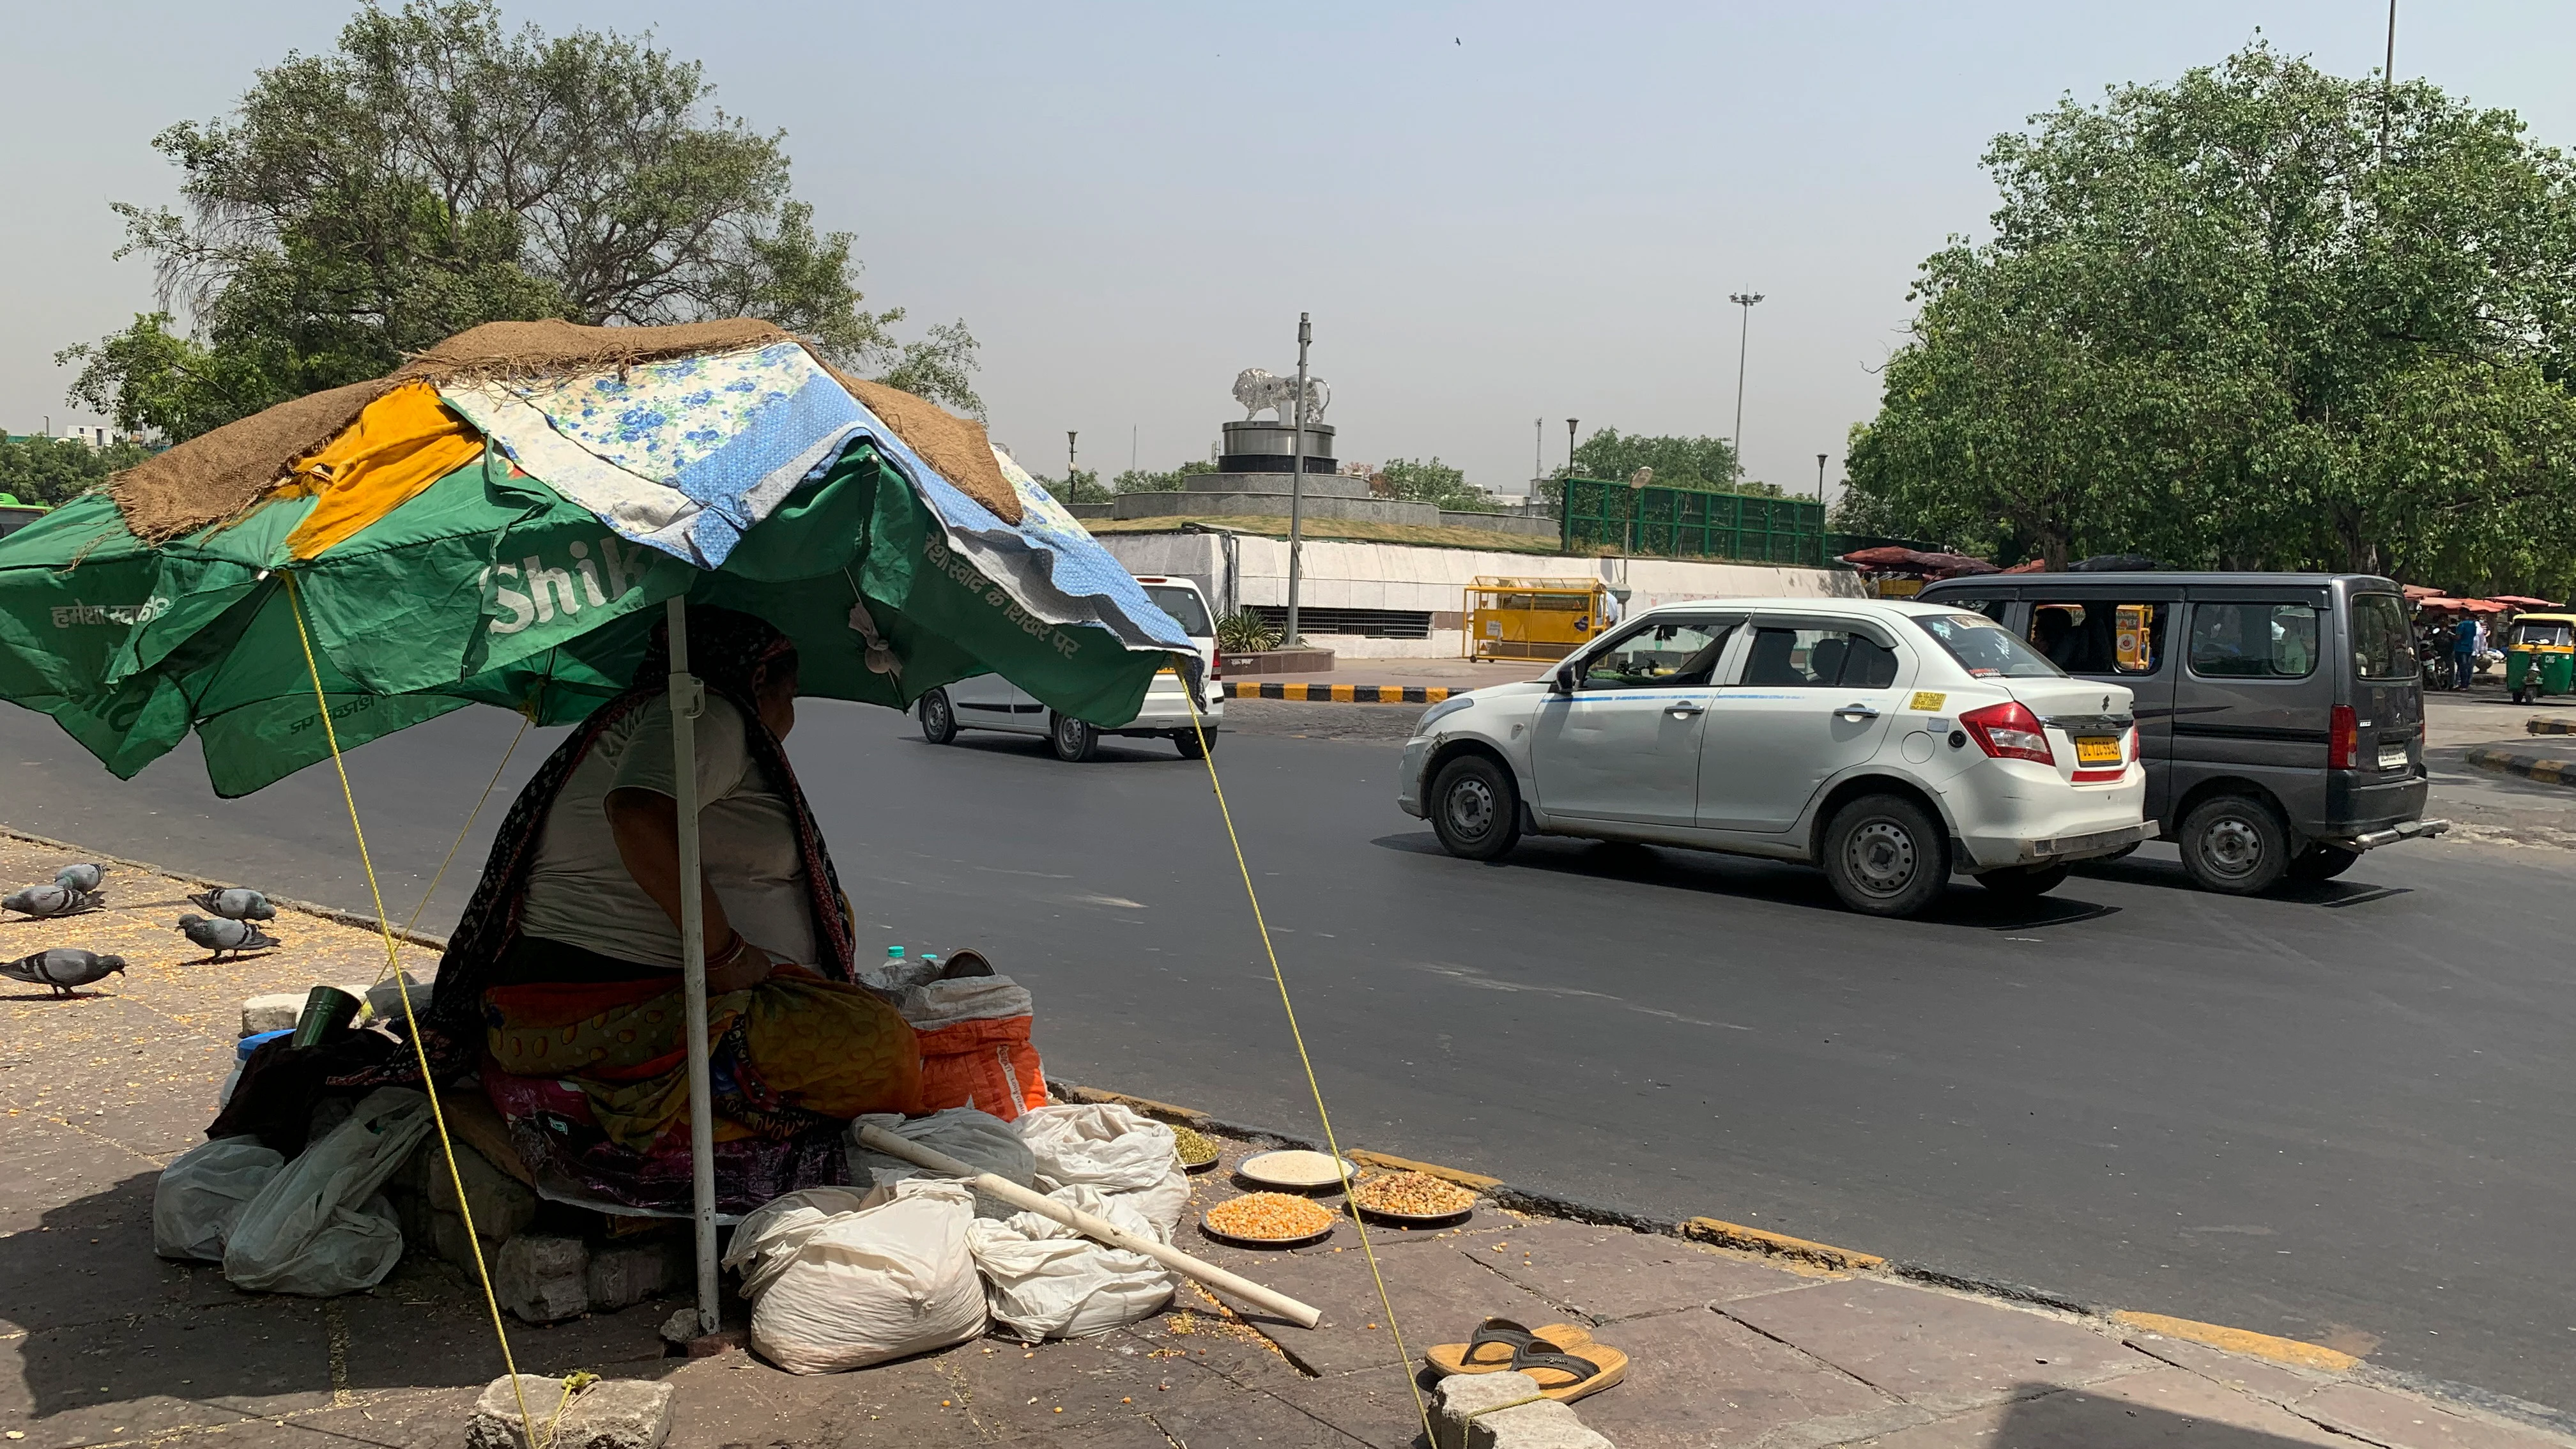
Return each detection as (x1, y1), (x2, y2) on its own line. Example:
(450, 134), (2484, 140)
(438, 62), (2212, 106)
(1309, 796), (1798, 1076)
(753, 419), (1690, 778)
(1551, 666), (1578, 695)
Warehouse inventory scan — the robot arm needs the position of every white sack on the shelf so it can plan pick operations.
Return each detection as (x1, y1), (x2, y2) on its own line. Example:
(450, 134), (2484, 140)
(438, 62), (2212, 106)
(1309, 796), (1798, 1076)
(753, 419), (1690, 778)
(967, 1184), (1176, 1342)
(1014, 1103), (1189, 1241)
(725, 1179), (985, 1374)
(153, 1136), (284, 1262)
(222, 1087), (433, 1295)
(847, 1107), (1038, 1217)
(892, 977), (1033, 1031)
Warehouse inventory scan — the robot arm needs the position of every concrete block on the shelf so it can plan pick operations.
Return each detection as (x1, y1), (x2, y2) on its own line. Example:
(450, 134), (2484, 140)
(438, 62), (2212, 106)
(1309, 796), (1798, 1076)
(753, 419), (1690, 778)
(466, 1374), (673, 1449)
(496, 1234), (590, 1324)
(429, 1141), (539, 1243)
(432, 1209), (486, 1270)
(1468, 1400), (1612, 1449)
(1434, 1371), (1548, 1449)
(585, 1238), (684, 1312)
(241, 993), (304, 1035)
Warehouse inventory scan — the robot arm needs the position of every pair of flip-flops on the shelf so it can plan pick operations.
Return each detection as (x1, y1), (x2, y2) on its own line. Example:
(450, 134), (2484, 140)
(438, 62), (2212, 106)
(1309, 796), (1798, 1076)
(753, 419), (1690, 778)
(1425, 1317), (1629, 1404)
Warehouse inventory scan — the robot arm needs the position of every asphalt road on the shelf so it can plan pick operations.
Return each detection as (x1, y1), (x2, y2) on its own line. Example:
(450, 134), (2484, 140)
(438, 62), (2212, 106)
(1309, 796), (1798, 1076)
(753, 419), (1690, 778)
(4, 699), (2573, 1409)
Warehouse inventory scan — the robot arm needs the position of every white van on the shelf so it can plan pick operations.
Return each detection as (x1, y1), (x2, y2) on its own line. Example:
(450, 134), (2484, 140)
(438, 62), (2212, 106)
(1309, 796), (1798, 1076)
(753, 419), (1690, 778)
(916, 575), (1224, 761)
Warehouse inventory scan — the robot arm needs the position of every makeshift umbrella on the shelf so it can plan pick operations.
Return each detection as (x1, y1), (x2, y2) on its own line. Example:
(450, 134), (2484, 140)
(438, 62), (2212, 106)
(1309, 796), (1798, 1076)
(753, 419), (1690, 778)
(0, 319), (1197, 1333)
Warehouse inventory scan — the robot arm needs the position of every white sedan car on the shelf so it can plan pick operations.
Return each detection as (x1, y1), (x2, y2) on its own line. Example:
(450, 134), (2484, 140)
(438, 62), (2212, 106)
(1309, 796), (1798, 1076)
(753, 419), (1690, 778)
(1396, 598), (2150, 916)
(917, 575), (1223, 761)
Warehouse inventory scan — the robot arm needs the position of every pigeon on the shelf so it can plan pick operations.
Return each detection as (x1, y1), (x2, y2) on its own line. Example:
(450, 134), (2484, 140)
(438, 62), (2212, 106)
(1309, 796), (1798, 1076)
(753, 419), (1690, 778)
(54, 863), (105, 892)
(178, 914), (281, 960)
(185, 887), (276, 922)
(4, 883), (105, 918)
(2, 948), (127, 997)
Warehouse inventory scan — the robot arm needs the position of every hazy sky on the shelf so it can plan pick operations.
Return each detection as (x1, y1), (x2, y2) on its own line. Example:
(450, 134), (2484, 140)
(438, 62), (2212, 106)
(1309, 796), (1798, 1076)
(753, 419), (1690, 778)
(6, 2), (2572, 502)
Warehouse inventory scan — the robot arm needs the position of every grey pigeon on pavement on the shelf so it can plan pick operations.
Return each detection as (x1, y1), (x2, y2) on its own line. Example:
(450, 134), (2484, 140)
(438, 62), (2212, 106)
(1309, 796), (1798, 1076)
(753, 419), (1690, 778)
(54, 863), (105, 892)
(178, 914), (280, 960)
(2, 949), (128, 997)
(4, 883), (105, 918)
(185, 887), (276, 922)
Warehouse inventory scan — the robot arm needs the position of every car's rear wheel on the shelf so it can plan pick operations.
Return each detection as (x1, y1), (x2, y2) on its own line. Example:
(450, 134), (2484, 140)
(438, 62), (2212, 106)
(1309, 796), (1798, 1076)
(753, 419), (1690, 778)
(1821, 793), (1950, 917)
(1429, 755), (1521, 861)
(1174, 728), (1216, 759)
(2286, 843), (2361, 883)
(1048, 712), (1098, 762)
(919, 688), (957, 745)
(2178, 793), (2288, 894)
(1976, 862), (2071, 899)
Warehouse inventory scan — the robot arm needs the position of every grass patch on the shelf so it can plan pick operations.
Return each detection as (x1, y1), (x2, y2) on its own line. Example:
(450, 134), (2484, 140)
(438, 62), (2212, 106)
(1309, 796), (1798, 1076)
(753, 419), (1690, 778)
(1083, 514), (1571, 555)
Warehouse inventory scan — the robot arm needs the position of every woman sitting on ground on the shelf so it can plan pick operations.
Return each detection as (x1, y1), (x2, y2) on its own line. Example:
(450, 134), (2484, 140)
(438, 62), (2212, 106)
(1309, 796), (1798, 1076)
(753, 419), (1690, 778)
(422, 605), (917, 1209)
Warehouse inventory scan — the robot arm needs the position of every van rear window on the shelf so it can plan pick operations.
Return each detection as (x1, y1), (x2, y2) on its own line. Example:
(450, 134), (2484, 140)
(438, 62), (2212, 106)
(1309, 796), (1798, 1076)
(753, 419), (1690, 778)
(2349, 594), (2414, 680)
(2190, 603), (2318, 678)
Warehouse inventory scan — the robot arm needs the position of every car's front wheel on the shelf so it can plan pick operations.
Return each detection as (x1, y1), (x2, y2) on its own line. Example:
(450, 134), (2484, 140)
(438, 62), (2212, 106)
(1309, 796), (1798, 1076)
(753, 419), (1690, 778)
(919, 688), (958, 745)
(1429, 755), (1522, 861)
(2177, 793), (2288, 894)
(1821, 793), (1950, 917)
(1048, 712), (1098, 762)
(1975, 862), (2071, 900)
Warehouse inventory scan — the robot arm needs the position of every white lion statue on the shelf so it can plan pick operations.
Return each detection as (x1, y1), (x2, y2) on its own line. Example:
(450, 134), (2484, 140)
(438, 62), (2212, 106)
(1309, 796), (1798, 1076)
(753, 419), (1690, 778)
(1232, 368), (1331, 423)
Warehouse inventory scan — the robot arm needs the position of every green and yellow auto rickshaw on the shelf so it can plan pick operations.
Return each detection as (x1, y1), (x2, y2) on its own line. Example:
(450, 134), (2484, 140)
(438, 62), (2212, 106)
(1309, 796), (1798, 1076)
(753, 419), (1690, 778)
(2504, 612), (2576, 705)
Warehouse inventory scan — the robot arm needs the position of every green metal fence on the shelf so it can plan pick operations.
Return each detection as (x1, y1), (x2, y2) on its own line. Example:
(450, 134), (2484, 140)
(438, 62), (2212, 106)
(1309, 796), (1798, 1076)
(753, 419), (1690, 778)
(1559, 479), (1827, 565)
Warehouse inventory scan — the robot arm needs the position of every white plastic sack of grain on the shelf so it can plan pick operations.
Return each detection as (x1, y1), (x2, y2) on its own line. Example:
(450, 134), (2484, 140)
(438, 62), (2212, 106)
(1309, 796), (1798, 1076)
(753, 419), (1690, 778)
(153, 1136), (286, 1262)
(967, 1183), (1177, 1341)
(1013, 1103), (1188, 1241)
(846, 1107), (1038, 1217)
(723, 1179), (985, 1374)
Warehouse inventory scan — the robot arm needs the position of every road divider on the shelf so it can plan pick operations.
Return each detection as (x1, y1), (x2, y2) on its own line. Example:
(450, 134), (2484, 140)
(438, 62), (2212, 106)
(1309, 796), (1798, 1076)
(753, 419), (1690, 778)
(1223, 682), (1455, 703)
(2465, 744), (2575, 786)
(2527, 716), (2576, 735)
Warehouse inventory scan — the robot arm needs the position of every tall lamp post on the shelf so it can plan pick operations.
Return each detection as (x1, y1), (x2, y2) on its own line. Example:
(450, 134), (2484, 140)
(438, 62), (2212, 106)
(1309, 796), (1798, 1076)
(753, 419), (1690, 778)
(1816, 453), (1828, 502)
(1284, 312), (1312, 646)
(1729, 291), (1764, 479)
(1565, 418), (1579, 475)
(1066, 431), (1078, 495)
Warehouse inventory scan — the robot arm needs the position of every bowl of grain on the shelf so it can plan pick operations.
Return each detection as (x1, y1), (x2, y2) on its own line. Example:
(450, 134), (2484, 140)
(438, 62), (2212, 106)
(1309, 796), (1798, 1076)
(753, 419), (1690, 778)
(1346, 1170), (1478, 1225)
(1201, 1191), (1337, 1248)
(1171, 1124), (1221, 1174)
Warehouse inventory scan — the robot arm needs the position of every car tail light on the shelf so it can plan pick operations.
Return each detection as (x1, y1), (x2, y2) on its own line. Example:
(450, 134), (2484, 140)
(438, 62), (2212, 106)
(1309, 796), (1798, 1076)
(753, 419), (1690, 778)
(2329, 705), (2358, 770)
(1208, 647), (1223, 682)
(1959, 700), (2054, 765)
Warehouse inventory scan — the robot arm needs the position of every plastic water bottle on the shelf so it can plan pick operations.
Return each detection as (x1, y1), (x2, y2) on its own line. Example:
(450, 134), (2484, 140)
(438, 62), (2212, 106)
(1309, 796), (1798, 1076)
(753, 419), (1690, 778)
(919, 953), (941, 976)
(885, 946), (906, 962)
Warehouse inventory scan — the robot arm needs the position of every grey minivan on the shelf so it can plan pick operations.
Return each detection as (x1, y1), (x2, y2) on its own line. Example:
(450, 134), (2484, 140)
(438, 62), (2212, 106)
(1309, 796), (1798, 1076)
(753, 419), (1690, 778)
(1917, 572), (2446, 893)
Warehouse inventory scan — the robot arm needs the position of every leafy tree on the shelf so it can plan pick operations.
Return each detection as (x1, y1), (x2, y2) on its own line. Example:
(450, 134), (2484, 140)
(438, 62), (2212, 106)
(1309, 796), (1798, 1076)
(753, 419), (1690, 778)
(1110, 460), (1218, 494)
(1039, 468), (1112, 505)
(1842, 44), (2576, 590)
(0, 438), (155, 506)
(59, 0), (978, 441)
(1377, 457), (1492, 511)
(1539, 429), (1770, 507)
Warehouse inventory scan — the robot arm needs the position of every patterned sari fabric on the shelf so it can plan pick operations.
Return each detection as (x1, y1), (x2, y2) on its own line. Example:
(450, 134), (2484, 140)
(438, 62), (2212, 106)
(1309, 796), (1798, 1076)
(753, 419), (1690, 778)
(484, 974), (919, 1154)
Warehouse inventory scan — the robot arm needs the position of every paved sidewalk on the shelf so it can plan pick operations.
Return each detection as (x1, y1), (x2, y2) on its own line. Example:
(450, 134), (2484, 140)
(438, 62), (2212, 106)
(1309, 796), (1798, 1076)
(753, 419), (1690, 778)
(6, 832), (2573, 1448)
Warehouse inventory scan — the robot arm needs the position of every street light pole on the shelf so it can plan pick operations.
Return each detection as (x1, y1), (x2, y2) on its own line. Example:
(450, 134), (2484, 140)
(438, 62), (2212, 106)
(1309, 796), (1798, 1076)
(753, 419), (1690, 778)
(1729, 291), (1765, 479)
(1566, 418), (1579, 475)
(1816, 453), (1828, 502)
(2380, 0), (2398, 157)
(1284, 312), (1312, 646)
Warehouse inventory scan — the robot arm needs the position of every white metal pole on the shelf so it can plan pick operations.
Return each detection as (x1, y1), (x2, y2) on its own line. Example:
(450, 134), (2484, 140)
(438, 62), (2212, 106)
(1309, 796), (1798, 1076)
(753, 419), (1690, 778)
(1284, 312), (1311, 646)
(664, 596), (720, 1335)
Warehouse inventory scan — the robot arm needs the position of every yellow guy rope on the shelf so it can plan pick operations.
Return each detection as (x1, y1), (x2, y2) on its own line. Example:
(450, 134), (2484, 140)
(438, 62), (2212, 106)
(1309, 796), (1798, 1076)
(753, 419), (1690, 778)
(1178, 673), (1432, 1444)
(283, 572), (540, 1448)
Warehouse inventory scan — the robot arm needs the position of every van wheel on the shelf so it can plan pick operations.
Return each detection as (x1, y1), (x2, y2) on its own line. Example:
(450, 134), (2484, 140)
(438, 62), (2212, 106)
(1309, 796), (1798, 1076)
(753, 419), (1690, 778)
(1822, 793), (1950, 917)
(1976, 862), (2071, 899)
(2287, 843), (2361, 883)
(1048, 712), (1098, 762)
(1174, 728), (1216, 759)
(919, 688), (958, 745)
(2178, 794), (2288, 894)
(1429, 755), (1522, 861)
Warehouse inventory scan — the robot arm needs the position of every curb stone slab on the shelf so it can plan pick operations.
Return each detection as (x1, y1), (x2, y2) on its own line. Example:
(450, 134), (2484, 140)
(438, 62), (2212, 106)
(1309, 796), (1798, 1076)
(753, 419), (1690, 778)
(467, 1376), (673, 1449)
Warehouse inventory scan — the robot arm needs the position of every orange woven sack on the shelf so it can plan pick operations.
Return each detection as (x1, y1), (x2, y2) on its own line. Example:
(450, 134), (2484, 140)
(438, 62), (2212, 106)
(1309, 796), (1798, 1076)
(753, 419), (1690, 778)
(914, 1013), (1047, 1121)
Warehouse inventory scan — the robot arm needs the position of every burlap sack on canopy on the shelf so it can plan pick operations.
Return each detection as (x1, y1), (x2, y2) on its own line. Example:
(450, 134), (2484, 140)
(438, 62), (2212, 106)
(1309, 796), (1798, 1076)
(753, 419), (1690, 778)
(107, 318), (1019, 542)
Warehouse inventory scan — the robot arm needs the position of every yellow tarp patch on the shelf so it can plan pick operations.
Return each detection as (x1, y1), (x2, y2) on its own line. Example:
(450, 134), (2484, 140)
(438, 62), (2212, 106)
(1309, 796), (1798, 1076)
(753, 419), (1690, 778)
(1908, 691), (1947, 711)
(279, 381), (483, 560)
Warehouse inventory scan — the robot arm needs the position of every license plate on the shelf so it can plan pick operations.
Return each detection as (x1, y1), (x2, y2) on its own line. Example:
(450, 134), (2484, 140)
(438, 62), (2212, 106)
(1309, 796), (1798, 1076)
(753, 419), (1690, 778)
(2378, 744), (2408, 770)
(2074, 736), (2122, 766)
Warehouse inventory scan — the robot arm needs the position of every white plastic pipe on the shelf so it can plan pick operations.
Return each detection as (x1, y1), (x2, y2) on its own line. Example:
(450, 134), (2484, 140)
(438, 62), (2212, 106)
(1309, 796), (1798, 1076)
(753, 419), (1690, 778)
(854, 1123), (1322, 1329)
(666, 596), (721, 1336)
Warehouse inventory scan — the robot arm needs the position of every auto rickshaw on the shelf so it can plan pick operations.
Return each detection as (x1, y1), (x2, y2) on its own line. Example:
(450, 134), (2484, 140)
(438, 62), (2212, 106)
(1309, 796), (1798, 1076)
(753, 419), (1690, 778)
(2504, 612), (2576, 704)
